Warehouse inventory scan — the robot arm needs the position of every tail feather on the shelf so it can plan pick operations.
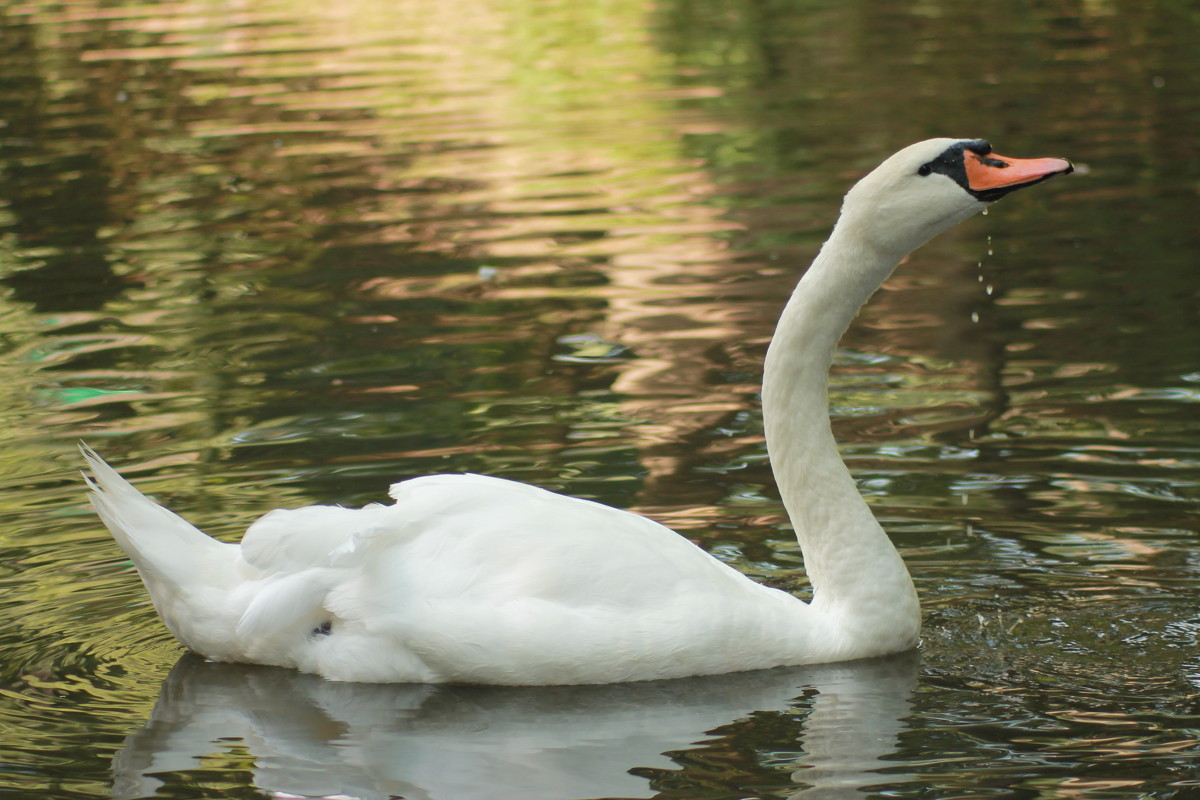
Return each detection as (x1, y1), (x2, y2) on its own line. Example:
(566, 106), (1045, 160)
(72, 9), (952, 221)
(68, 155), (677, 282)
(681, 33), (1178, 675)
(80, 443), (230, 587)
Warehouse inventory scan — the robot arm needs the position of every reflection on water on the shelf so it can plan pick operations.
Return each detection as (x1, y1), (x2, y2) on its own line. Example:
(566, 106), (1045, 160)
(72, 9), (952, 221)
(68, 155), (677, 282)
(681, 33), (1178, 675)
(112, 653), (918, 800)
(1, 0), (1199, 797)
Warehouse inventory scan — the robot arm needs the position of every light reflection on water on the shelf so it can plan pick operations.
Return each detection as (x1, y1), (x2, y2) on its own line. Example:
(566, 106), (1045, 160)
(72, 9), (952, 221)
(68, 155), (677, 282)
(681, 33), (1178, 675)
(110, 654), (920, 800)
(2, 0), (1199, 797)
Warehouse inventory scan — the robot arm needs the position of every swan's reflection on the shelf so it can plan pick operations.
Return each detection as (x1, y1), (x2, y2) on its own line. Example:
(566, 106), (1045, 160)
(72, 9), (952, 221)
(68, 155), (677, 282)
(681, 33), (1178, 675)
(113, 652), (918, 800)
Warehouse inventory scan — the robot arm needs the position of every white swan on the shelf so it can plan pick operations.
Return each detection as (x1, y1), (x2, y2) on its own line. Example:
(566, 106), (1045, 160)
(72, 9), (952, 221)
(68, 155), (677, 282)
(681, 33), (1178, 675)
(83, 138), (1071, 685)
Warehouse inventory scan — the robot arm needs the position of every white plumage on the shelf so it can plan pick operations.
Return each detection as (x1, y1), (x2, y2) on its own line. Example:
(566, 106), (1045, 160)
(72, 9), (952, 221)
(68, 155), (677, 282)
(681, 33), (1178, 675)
(84, 138), (1071, 685)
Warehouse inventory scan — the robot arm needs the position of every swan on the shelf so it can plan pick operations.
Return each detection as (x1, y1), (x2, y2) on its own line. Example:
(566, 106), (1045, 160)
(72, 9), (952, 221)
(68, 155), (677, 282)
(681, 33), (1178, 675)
(83, 138), (1072, 685)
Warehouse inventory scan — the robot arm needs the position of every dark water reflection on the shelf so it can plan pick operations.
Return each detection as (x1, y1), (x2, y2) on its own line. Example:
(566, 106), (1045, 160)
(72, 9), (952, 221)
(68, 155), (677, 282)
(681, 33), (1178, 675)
(1, 0), (1199, 797)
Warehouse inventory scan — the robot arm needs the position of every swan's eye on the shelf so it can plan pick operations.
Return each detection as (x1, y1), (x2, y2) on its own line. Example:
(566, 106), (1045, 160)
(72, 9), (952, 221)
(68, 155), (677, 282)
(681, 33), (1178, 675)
(917, 163), (932, 176)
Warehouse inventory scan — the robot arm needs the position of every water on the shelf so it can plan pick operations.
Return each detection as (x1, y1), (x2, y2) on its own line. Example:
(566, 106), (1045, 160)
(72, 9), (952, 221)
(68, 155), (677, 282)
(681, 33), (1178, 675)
(1, 0), (1198, 797)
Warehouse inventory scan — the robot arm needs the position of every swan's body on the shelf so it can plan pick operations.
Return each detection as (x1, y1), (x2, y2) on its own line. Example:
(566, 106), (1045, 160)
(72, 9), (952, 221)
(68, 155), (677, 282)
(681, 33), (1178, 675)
(84, 139), (1071, 685)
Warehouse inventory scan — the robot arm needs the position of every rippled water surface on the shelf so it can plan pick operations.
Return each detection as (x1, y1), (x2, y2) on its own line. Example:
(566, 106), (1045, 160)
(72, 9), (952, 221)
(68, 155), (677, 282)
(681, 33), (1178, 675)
(2, 0), (1199, 798)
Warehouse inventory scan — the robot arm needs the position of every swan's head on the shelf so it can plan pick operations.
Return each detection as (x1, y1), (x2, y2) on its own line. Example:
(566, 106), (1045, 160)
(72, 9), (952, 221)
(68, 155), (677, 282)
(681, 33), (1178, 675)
(838, 138), (1073, 258)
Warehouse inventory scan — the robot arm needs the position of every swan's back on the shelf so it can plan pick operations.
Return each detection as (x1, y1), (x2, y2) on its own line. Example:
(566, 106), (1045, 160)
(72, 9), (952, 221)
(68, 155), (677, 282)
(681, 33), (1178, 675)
(87, 450), (820, 685)
(282, 473), (819, 684)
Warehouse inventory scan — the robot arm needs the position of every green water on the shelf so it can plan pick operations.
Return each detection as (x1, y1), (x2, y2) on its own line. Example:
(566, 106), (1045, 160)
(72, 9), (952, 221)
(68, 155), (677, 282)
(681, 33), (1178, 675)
(1, 0), (1198, 797)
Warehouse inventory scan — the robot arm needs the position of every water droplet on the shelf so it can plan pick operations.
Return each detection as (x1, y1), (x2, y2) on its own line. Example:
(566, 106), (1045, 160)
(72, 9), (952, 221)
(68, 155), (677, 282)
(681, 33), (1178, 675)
(985, 284), (994, 295)
(970, 311), (980, 323)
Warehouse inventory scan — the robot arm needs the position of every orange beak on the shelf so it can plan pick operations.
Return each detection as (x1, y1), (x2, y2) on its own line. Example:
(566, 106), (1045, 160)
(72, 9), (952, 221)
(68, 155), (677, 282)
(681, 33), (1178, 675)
(964, 151), (1074, 194)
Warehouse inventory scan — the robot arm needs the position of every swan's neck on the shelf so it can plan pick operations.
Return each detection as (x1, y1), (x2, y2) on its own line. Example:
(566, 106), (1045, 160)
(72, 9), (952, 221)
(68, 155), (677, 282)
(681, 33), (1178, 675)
(762, 223), (919, 646)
